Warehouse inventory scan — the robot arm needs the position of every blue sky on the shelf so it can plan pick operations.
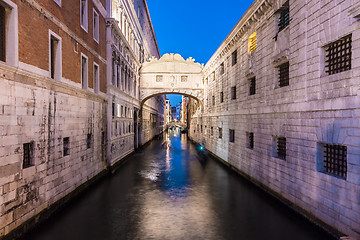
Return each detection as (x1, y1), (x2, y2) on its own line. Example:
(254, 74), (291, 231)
(147, 0), (255, 105)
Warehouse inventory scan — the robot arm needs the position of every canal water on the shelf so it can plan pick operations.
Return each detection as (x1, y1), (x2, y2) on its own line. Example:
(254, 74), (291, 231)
(21, 129), (335, 240)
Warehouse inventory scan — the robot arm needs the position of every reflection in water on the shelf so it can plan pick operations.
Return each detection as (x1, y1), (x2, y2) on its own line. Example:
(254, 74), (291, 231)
(21, 130), (335, 240)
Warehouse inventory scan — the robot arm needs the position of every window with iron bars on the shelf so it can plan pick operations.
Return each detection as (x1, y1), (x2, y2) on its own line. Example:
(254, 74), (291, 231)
(220, 92), (224, 103)
(278, 62), (289, 87)
(278, 1), (289, 33)
(212, 96), (215, 106)
(323, 144), (347, 179)
(325, 35), (352, 75)
(229, 129), (235, 143)
(23, 142), (35, 169)
(249, 77), (256, 95)
(246, 132), (254, 149)
(231, 86), (236, 100)
(276, 137), (286, 160)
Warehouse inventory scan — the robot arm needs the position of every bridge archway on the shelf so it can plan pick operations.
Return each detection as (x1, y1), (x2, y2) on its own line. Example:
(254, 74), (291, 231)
(140, 53), (204, 104)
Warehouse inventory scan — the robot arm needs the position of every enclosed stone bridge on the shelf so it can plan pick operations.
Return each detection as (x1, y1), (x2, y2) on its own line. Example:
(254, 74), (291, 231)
(166, 121), (187, 129)
(140, 53), (204, 105)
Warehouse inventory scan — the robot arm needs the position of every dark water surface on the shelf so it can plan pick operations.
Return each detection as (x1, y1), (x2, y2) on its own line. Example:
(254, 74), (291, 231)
(21, 130), (334, 240)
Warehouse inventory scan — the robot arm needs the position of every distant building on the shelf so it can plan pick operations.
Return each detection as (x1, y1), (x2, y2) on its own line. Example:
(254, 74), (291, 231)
(171, 106), (177, 121)
(181, 96), (189, 124)
(176, 103), (182, 121)
(165, 99), (171, 123)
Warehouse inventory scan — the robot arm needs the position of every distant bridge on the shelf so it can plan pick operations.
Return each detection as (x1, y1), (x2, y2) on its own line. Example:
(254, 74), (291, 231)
(166, 121), (187, 129)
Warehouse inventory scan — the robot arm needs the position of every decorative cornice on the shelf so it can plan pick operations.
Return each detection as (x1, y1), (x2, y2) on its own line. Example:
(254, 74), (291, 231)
(144, 53), (204, 69)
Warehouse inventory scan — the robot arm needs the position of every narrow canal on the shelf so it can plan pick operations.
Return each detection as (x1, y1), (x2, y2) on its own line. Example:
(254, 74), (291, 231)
(21, 129), (334, 240)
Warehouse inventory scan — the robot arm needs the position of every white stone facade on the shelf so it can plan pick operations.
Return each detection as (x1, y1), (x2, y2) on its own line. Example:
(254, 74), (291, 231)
(189, 0), (360, 238)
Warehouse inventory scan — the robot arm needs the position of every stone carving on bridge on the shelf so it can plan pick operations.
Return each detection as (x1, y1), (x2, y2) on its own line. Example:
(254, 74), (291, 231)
(140, 53), (204, 105)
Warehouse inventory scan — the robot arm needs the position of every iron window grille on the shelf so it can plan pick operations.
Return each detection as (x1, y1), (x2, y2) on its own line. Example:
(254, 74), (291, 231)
(23, 142), (34, 168)
(231, 86), (236, 100)
(278, 1), (289, 33)
(325, 35), (352, 75)
(247, 132), (254, 149)
(87, 133), (92, 149)
(232, 50), (237, 66)
(279, 62), (289, 87)
(323, 144), (347, 179)
(277, 137), (286, 160)
(229, 129), (235, 143)
(63, 137), (70, 156)
(220, 92), (224, 103)
(156, 75), (163, 82)
(249, 77), (256, 95)
(219, 128), (222, 139)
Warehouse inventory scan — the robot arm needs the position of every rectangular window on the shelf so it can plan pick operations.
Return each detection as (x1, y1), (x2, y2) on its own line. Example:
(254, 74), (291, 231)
(93, 63), (99, 93)
(81, 54), (88, 89)
(220, 92), (224, 103)
(219, 128), (222, 139)
(322, 144), (347, 179)
(63, 137), (70, 156)
(278, 62), (289, 87)
(325, 35), (352, 75)
(220, 62), (224, 75)
(246, 132), (254, 149)
(231, 86), (236, 100)
(181, 76), (188, 82)
(229, 129), (235, 143)
(278, 1), (289, 32)
(276, 137), (286, 160)
(93, 9), (99, 43)
(49, 31), (62, 80)
(232, 50), (237, 66)
(112, 102), (115, 118)
(201, 125), (203, 133)
(212, 96), (215, 106)
(0, 5), (5, 62)
(156, 75), (163, 82)
(248, 32), (257, 53)
(80, 0), (88, 31)
(87, 133), (92, 149)
(23, 142), (35, 168)
(211, 127), (214, 136)
(249, 77), (256, 95)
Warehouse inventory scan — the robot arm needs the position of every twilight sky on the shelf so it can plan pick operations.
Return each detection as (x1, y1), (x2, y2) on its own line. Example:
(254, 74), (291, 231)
(146, 0), (254, 105)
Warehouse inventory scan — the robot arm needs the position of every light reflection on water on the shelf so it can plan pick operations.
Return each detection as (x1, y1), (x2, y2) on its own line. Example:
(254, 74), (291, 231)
(21, 129), (336, 240)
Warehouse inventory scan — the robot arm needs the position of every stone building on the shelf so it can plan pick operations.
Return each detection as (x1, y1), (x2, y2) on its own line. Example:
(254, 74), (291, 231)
(0, 0), (164, 237)
(189, 0), (360, 238)
(106, 0), (164, 164)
